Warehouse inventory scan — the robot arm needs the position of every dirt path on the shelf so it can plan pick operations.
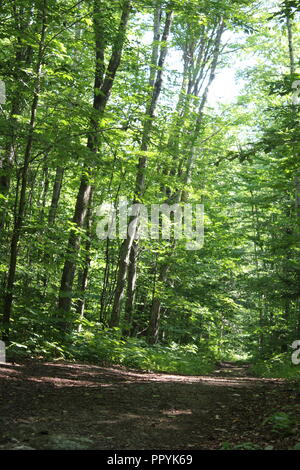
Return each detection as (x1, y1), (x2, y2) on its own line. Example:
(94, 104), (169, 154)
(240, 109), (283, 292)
(0, 361), (299, 450)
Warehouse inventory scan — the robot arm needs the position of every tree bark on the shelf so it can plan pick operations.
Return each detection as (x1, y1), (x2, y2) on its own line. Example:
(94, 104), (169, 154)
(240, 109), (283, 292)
(76, 200), (92, 332)
(2, 1), (48, 341)
(147, 20), (224, 344)
(48, 166), (64, 225)
(110, 7), (173, 327)
(286, 13), (300, 340)
(0, 8), (34, 229)
(287, 16), (295, 75)
(148, 263), (168, 343)
(123, 240), (138, 333)
(57, 0), (131, 327)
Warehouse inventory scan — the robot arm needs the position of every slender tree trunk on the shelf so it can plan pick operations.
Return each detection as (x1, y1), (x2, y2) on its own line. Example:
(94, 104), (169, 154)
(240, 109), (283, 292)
(183, 20), (224, 198)
(1, 1), (48, 341)
(287, 16), (295, 75)
(110, 7), (173, 327)
(39, 165), (49, 220)
(147, 20), (224, 343)
(286, 13), (300, 340)
(0, 101), (22, 230)
(125, 17), (192, 318)
(57, 0), (131, 328)
(48, 166), (64, 225)
(148, 263), (168, 343)
(57, 174), (92, 320)
(76, 198), (92, 331)
(125, 20), (224, 342)
(99, 238), (112, 322)
(123, 240), (138, 333)
(0, 33), (33, 229)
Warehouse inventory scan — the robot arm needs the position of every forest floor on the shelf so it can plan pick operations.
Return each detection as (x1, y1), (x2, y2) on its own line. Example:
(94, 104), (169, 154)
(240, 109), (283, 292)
(0, 360), (299, 450)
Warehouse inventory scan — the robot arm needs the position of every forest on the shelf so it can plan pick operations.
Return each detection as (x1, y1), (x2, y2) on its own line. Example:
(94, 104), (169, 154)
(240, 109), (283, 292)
(0, 0), (300, 453)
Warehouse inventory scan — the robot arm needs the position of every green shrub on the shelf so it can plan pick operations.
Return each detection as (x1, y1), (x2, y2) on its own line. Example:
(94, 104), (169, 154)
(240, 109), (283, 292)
(66, 328), (215, 375)
(249, 354), (300, 379)
(263, 408), (300, 437)
(6, 324), (215, 375)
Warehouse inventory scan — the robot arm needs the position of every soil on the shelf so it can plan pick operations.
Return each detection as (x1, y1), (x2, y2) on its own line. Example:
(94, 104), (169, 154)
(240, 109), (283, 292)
(0, 360), (299, 450)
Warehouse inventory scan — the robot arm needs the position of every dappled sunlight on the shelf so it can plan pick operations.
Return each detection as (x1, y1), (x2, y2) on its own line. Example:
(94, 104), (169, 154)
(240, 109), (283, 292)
(0, 360), (297, 450)
(1, 0), (300, 452)
(162, 409), (193, 416)
(0, 361), (286, 390)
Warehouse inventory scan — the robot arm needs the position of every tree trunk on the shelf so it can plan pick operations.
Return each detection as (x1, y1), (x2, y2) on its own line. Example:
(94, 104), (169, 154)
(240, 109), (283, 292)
(57, 0), (131, 328)
(148, 263), (168, 344)
(0, 18), (34, 230)
(110, 7), (173, 327)
(147, 20), (224, 343)
(48, 166), (64, 225)
(2, 1), (48, 341)
(286, 13), (300, 340)
(76, 198), (92, 331)
(123, 240), (138, 333)
(0, 101), (22, 230)
(287, 16), (295, 75)
(57, 175), (92, 319)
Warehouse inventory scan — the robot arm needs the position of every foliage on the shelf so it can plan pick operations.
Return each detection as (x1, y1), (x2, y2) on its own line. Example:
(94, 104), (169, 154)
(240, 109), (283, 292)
(221, 442), (262, 450)
(263, 405), (300, 438)
(7, 326), (215, 375)
(0, 0), (300, 377)
(249, 354), (300, 379)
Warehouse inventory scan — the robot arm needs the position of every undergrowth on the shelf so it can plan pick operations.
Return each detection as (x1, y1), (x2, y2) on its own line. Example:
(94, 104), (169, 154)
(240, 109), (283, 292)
(249, 353), (300, 380)
(6, 326), (215, 375)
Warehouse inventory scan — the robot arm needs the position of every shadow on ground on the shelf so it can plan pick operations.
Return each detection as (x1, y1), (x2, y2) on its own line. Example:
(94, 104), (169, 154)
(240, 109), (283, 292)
(0, 361), (298, 450)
